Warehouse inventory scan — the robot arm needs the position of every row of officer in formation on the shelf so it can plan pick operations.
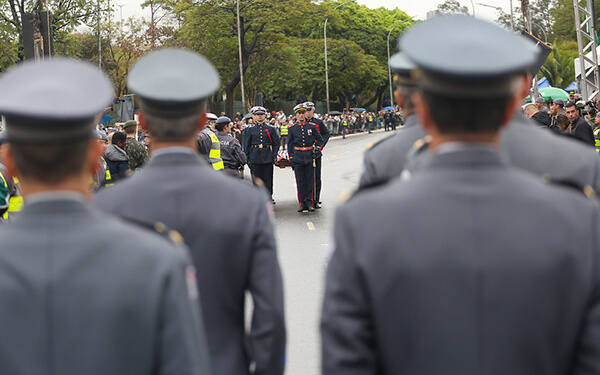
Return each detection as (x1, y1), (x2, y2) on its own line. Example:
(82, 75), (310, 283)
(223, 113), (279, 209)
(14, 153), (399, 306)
(2, 13), (600, 375)
(242, 101), (330, 210)
(0, 48), (285, 375)
(322, 14), (600, 375)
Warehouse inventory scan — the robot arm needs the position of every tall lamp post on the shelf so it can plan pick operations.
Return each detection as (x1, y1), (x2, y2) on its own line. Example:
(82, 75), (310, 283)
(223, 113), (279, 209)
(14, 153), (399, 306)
(386, 16), (414, 108)
(476, 2), (514, 30)
(237, 0), (246, 113)
(324, 0), (355, 113)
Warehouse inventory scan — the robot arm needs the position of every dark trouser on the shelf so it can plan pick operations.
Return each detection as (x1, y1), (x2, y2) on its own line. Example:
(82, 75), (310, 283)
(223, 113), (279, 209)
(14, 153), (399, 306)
(293, 162), (314, 208)
(315, 156), (322, 204)
(224, 168), (243, 179)
(251, 163), (274, 198)
(280, 135), (287, 150)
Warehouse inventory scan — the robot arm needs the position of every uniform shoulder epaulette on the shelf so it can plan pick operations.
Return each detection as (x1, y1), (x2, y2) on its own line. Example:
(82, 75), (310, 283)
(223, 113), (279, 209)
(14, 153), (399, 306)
(411, 135), (432, 151)
(366, 133), (395, 150)
(288, 123), (296, 128)
(541, 174), (596, 199)
(121, 216), (186, 246)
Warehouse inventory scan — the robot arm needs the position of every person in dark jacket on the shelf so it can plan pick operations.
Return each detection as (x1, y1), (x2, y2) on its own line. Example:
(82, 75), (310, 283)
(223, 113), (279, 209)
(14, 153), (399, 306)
(524, 103), (552, 129)
(104, 131), (130, 181)
(215, 116), (247, 178)
(565, 101), (595, 146)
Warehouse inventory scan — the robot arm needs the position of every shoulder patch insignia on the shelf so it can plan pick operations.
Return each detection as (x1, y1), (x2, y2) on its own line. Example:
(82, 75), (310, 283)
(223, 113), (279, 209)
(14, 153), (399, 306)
(542, 178), (596, 199)
(367, 133), (395, 150)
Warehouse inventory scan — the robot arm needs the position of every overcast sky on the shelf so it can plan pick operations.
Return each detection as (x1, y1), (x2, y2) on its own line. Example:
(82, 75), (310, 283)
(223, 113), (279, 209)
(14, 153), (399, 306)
(113, 0), (510, 24)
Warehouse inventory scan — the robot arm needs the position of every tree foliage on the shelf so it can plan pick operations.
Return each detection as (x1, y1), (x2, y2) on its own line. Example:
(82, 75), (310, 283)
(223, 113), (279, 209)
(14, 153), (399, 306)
(436, 0), (469, 15)
(539, 39), (578, 89)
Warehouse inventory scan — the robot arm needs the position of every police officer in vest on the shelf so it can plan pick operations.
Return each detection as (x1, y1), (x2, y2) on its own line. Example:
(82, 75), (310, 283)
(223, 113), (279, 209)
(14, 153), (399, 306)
(279, 120), (288, 150)
(0, 57), (210, 374)
(0, 131), (23, 220)
(215, 116), (247, 178)
(594, 112), (600, 152)
(243, 106), (280, 203)
(304, 101), (330, 208)
(288, 103), (324, 212)
(198, 112), (224, 171)
(95, 49), (286, 375)
(92, 130), (113, 190)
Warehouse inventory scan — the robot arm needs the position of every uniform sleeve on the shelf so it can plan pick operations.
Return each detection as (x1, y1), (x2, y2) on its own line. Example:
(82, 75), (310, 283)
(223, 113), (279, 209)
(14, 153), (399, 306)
(232, 139), (247, 166)
(572, 204), (600, 375)
(272, 126), (281, 155)
(358, 150), (377, 189)
(321, 208), (377, 375)
(156, 246), (212, 375)
(315, 126), (325, 148)
(243, 129), (251, 158)
(320, 120), (331, 147)
(247, 199), (286, 375)
(287, 128), (294, 161)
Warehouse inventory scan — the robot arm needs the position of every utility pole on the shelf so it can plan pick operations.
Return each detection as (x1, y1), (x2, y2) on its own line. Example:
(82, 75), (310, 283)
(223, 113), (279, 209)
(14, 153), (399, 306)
(521, 0), (538, 99)
(574, 0), (600, 100)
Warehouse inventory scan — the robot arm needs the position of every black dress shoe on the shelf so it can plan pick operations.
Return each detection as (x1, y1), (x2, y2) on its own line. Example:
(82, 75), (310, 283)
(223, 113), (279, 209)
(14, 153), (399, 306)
(314, 203), (321, 209)
(298, 206), (306, 212)
(307, 206), (315, 212)
(271, 198), (276, 204)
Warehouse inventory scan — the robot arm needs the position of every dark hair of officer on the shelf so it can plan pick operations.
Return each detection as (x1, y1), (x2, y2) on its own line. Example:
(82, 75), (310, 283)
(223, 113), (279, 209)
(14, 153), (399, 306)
(389, 52), (417, 113)
(7, 132), (92, 185)
(215, 117), (231, 132)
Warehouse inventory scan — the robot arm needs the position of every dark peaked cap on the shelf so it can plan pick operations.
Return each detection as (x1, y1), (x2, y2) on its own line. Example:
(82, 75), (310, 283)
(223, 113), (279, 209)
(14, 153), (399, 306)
(0, 58), (113, 143)
(400, 15), (538, 97)
(128, 48), (220, 118)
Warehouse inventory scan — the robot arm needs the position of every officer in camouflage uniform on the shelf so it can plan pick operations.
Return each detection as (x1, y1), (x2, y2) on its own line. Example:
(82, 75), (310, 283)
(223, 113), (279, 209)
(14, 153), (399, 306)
(122, 120), (148, 170)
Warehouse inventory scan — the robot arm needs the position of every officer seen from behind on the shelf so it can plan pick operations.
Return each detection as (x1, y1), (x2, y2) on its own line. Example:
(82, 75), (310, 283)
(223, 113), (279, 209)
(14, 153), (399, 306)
(215, 116), (247, 178)
(0, 57), (210, 375)
(288, 103), (324, 212)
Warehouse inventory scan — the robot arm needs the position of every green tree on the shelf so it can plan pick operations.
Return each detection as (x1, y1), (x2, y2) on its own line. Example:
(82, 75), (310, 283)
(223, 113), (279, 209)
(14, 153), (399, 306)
(551, 0), (600, 41)
(436, 0), (469, 15)
(539, 40), (578, 88)
(0, 0), (110, 64)
(496, 0), (555, 41)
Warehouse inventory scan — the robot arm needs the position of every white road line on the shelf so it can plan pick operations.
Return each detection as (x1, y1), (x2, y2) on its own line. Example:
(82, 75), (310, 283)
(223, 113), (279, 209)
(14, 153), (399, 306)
(307, 222), (316, 231)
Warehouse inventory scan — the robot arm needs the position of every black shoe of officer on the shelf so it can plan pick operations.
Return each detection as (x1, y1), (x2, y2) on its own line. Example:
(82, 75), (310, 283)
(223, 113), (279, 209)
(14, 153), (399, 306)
(307, 206), (315, 212)
(314, 202), (321, 209)
(298, 206), (306, 212)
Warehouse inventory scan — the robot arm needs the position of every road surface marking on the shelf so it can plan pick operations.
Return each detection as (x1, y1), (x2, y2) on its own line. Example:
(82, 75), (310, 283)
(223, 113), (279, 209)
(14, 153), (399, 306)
(307, 222), (316, 230)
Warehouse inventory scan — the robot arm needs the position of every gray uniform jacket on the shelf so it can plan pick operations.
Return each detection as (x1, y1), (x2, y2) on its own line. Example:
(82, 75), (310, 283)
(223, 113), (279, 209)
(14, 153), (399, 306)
(358, 114), (426, 189)
(94, 149), (286, 375)
(323, 147), (600, 375)
(363, 112), (600, 193)
(0, 195), (211, 375)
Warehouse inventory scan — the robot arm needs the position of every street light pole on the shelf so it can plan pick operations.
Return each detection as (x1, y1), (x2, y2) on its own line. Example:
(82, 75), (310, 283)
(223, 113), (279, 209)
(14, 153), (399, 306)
(325, 0), (355, 113)
(237, 0), (246, 113)
(387, 16), (415, 108)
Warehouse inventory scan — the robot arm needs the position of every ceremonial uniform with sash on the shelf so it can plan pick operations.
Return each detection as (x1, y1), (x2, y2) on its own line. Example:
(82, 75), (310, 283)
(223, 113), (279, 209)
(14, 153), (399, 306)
(288, 104), (324, 212)
(305, 102), (330, 208)
(243, 106), (280, 201)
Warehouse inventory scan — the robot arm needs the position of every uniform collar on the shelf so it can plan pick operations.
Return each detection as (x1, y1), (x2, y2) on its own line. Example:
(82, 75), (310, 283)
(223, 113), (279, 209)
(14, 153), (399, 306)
(428, 143), (506, 171)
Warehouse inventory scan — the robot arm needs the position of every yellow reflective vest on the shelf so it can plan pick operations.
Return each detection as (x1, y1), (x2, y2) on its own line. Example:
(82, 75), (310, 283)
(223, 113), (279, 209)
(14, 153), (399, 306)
(208, 132), (224, 171)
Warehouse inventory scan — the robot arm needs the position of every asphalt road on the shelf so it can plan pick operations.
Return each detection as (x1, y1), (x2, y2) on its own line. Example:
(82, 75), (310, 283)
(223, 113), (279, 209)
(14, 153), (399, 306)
(267, 128), (393, 375)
